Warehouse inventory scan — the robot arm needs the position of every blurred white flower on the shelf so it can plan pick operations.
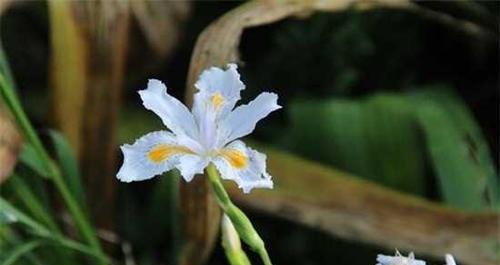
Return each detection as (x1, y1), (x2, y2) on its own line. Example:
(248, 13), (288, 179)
(376, 251), (459, 265)
(444, 254), (456, 265)
(376, 251), (426, 265)
(117, 64), (280, 193)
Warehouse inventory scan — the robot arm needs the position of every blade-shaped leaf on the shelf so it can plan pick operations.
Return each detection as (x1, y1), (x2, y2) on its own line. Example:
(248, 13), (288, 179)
(289, 94), (425, 195)
(413, 88), (498, 211)
(18, 143), (49, 178)
(1, 240), (44, 265)
(417, 95), (496, 211)
(49, 130), (87, 211)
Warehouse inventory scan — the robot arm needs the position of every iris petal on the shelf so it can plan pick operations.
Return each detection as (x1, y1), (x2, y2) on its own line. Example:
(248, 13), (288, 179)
(217, 92), (281, 146)
(176, 155), (209, 182)
(194, 63), (244, 115)
(213, 140), (273, 193)
(139, 79), (199, 141)
(117, 131), (195, 182)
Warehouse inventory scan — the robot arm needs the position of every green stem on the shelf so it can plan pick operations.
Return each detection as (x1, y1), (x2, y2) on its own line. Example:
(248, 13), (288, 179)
(51, 167), (106, 263)
(206, 164), (273, 265)
(221, 214), (251, 265)
(0, 74), (52, 176)
(0, 73), (107, 265)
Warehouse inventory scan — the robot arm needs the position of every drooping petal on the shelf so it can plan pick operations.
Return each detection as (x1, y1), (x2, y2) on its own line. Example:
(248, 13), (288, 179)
(117, 131), (196, 182)
(176, 154), (209, 182)
(213, 140), (273, 193)
(217, 92), (281, 146)
(139, 79), (199, 141)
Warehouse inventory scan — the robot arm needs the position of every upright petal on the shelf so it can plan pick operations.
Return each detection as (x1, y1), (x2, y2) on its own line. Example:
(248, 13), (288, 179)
(139, 79), (199, 141)
(217, 92), (281, 146)
(117, 131), (196, 182)
(212, 140), (273, 193)
(192, 64), (245, 149)
(193, 63), (244, 117)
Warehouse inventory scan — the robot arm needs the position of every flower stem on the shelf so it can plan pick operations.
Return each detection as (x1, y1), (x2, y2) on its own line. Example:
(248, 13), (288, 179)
(206, 163), (273, 265)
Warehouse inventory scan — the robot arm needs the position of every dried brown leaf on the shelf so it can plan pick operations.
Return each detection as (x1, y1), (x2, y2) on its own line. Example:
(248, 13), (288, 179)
(0, 105), (21, 184)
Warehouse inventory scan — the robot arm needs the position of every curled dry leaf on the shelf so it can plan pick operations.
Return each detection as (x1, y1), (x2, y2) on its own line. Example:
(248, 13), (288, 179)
(0, 106), (21, 184)
(227, 144), (499, 265)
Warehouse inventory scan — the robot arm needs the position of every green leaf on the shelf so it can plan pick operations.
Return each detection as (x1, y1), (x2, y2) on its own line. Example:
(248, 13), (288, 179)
(0, 197), (50, 236)
(6, 176), (58, 231)
(0, 197), (108, 262)
(18, 144), (50, 178)
(415, 88), (498, 207)
(0, 211), (17, 225)
(412, 87), (498, 210)
(1, 240), (44, 265)
(49, 130), (87, 211)
(0, 39), (17, 93)
(289, 94), (425, 195)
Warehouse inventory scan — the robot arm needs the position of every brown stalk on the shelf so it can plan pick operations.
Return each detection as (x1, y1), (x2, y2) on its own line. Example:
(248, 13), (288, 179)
(48, 0), (130, 232)
(182, 1), (496, 264)
(131, 0), (191, 58)
(227, 145), (499, 265)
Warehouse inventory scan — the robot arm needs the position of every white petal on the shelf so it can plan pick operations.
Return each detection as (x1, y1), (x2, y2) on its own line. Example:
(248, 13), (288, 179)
(445, 254), (456, 265)
(176, 154), (209, 182)
(218, 92), (281, 146)
(194, 63), (244, 116)
(139, 79), (199, 141)
(213, 140), (273, 193)
(376, 253), (426, 265)
(117, 131), (195, 182)
(192, 64), (245, 149)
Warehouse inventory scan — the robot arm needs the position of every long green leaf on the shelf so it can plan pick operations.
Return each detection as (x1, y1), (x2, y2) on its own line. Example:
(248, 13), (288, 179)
(0, 198), (49, 236)
(3, 175), (75, 264)
(0, 229), (44, 265)
(363, 94), (425, 194)
(0, 67), (105, 265)
(289, 95), (425, 195)
(7, 176), (58, 232)
(0, 197), (108, 262)
(0, 39), (16, 93)
(49, 130), (87, 211)
(412, 88), (497, 211)
(0, 74), (53, 178)
(18, 144), (50, 178)
(412, 88), (498, 207)
(1, 240), (44, 265)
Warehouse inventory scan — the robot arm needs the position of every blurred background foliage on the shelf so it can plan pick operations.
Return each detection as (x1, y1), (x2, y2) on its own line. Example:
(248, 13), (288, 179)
(0, 1), (498, 265)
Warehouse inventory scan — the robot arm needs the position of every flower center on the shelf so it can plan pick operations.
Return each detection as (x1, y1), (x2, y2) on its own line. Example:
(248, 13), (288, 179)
(221, 149), (247, 169)
(148, 144), (193, 163)
(211, 92), (224, 110)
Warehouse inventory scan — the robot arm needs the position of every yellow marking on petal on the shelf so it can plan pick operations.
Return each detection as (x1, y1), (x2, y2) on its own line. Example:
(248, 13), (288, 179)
(221, 149), (247, 169)
(148, 144), (193, 163)
(211, 92), (224, 110)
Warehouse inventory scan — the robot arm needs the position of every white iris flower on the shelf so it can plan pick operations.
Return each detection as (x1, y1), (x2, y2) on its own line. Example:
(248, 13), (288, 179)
(117, 64), (281, 193)
(376, 251), (426, 265)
